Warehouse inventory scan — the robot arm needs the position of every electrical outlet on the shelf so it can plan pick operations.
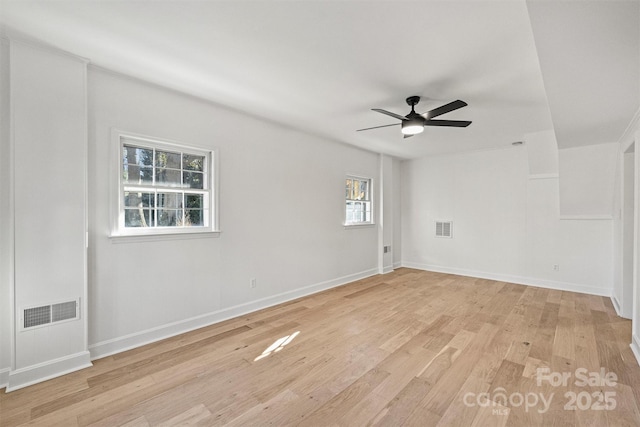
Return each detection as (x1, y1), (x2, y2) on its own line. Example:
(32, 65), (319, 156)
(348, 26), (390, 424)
(553, 264), (559, 271)
(250, 278), (257, 288)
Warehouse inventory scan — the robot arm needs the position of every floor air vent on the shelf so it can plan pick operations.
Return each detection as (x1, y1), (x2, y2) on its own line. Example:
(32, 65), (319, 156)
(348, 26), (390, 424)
(22, 300), (79, 330)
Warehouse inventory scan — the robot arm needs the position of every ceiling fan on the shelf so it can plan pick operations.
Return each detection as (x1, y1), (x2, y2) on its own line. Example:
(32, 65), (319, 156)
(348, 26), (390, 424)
(357, 96), (472, 138)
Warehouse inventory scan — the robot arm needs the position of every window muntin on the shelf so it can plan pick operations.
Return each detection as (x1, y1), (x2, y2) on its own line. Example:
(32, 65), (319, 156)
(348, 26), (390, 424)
(345, 176), (372, 225)
(118, 136), (214, 235)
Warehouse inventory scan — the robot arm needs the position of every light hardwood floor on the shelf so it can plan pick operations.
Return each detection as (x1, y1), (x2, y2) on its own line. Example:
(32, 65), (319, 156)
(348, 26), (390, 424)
(2, 268), (640, 426)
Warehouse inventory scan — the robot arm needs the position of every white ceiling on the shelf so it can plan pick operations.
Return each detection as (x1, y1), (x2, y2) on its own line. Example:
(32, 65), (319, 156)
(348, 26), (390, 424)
(528, 0), (639, 150)
(1, 0), (637, 159)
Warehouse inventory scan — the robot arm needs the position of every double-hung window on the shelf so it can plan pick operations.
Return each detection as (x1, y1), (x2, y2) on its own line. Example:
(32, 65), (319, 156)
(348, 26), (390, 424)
(115, 134), (216, 236)
(345, 176), (373, 225)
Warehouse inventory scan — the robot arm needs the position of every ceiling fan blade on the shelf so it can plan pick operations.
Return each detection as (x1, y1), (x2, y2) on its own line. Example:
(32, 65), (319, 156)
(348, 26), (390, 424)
(356, 123), (400, 132)
(423, 100), (468, 119)
(403, 134), (414, 139)
(372, 108), (407, 121)
(424, 119), (472, 127)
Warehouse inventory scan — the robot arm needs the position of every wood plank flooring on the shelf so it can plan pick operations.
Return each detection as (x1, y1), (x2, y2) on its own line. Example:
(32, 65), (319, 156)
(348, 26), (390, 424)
(2, 268), (640, 426)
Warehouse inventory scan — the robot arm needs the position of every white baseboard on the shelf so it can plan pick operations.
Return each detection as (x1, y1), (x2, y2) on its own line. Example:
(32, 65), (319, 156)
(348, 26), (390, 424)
(401, 262), (612, 297)
(5, 351), (92, 392)
(89, 268), (379, 360)
(611, 296), (632, 319)
(393, 261), (402, 269)
(631, 335), (640, 368)
(612, 296), (623, 316)
(0, 367), (9, 390)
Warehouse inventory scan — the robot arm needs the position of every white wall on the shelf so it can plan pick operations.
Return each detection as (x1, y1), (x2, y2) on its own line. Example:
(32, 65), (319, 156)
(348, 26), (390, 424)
(87, 69), (382, 357)
(402, 147), (527, 277)
(401, 144), (613, 296)
(559, 143), (619, 218)
(525, 176), (612, 293)
(525, 129), (558, 176)
(0, 39), (11, 388)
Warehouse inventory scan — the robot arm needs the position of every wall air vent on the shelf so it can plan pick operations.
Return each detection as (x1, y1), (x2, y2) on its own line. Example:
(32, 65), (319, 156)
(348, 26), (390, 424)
(435, 221), (453, 238)
(22, 299), (79, 330)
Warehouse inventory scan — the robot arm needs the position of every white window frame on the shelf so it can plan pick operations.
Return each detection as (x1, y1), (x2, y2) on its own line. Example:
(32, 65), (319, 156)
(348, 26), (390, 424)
(110, 131), (219, 239)
(344, 175), (374, 226)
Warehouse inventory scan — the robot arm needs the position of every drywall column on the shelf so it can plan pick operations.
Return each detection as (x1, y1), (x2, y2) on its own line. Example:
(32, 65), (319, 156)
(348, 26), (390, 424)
(0, 39), (11, 388)
(392, 158), (402, 269)
(378, 154), (393, 274)
(7, 40), (91, 391)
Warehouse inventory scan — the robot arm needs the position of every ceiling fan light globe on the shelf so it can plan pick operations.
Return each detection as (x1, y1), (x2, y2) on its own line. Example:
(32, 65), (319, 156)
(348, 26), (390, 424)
(401, 121), (424, 135)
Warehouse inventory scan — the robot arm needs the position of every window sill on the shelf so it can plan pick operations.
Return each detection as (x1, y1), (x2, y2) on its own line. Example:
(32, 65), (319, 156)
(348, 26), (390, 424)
(109, 229), (221, 243)
(343, 223), (376, 229)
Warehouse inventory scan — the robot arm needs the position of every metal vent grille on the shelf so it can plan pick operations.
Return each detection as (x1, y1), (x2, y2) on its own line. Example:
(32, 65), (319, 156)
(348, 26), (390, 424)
(24, 306), (51, 329)
(52, 301), (77, 322)
(22, 299), (79, 330)
(436, 221), (453, 238)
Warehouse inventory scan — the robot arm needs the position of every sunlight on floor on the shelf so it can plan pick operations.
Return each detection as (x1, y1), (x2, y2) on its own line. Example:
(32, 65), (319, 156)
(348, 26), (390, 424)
(254, 331), (300, 361)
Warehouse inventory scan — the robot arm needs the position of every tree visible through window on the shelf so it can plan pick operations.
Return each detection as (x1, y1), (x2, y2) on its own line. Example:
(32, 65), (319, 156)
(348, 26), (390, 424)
(345, 176), (372, 225)
(119, 136), (213, 233)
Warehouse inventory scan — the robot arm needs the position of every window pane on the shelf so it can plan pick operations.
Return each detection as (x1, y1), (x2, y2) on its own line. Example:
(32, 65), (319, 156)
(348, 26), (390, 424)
(345, 179), (352, 199)
(363, 202), (371, 221)
(156, 168), (182, 186)
(125, 208), (154, 227)
(123, 165), (153, 184)
(157, 192), (182, 209)
(183, 171), (204, 189)
(184, 209), (203, 226)
(124, 191), (153, 208)
(359, 180), (369, 200)
(123, 145), (153, 167)
(155, 150), (181, 168)
(157, 209), (181, 227)
(346, 201), (354, 222)
(123, 145), (153, 184)
(183, 154), (204, 171)
(185, 194), (203, 209)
